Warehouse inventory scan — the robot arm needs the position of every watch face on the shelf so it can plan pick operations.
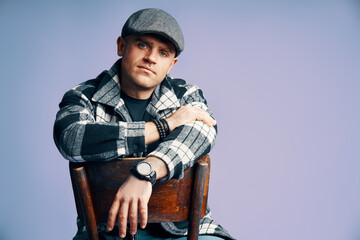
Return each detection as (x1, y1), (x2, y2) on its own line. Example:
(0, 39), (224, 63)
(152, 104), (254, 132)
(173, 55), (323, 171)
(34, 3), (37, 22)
(137, 162), (152, 175)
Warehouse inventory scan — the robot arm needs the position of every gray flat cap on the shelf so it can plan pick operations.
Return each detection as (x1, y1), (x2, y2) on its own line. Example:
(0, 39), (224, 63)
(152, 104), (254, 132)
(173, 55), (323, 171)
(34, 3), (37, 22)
(121, 8), (184, 57)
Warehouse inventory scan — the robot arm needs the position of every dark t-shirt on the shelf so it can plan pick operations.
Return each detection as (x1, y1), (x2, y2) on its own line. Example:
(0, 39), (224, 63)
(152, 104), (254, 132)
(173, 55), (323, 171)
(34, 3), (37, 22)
(121, 92), (152, 121)
(122, 92), (159, 153)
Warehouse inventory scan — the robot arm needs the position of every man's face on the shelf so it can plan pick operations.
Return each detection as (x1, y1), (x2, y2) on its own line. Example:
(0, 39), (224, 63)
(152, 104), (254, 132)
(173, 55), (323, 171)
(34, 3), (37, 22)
(117, 34), (178, 99)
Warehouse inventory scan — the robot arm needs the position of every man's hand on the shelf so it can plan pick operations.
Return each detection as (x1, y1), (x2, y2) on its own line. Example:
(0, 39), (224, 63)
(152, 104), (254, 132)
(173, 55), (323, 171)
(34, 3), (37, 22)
(166, 106), (216, 131)
(107, 175), (152, 238)
(145, 106), (216, 145)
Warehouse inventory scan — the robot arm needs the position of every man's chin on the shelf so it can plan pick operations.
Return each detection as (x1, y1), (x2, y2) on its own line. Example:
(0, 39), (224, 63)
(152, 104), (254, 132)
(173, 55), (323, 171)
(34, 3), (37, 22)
(133, 80), (157, 91)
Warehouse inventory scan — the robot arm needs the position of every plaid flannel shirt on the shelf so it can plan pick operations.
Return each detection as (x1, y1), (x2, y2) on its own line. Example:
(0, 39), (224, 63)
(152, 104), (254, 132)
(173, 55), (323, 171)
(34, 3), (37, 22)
(53, 59), (234, 239)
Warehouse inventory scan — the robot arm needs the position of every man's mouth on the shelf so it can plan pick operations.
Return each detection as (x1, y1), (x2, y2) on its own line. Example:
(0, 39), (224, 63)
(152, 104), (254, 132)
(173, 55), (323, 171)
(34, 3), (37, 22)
(138, 66), (156, 74)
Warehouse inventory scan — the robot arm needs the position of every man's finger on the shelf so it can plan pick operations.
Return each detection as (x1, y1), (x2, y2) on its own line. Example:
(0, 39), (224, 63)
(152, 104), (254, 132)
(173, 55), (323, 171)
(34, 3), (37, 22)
(118, 199), (129, 238)
(191, 107), (216, 126)
(139, 198), (148, 229)
(129, 199), (138, 235)
(107, 197), (120, 231)
(196, 112), (216, 127)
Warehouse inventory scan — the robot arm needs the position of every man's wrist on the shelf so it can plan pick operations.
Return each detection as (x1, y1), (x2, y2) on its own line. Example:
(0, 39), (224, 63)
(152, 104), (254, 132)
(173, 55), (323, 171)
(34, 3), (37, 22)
(144, 156), (168, 180)
(130, 161), (157, 185)
(152, 119), (171, 140)
(165, 117), (176, 132)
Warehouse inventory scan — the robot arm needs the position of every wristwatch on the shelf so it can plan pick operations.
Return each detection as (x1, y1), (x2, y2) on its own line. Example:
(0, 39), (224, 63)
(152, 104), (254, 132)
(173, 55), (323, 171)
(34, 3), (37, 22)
(130, 161), (157, 186)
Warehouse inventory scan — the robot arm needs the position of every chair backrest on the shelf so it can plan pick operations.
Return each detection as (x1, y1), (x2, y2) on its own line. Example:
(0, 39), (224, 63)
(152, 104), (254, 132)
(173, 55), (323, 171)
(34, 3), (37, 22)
(69, 154), (211, 240)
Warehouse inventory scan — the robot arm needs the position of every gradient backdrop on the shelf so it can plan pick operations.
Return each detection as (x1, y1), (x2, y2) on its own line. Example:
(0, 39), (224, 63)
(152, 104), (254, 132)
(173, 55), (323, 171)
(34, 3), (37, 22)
(1, 1), (360, 240)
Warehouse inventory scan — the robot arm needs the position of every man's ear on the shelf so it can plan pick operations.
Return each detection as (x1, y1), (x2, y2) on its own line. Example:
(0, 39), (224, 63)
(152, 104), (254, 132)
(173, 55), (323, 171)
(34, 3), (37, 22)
(117, 36), (126, 57)
(167, 57), (178, 74)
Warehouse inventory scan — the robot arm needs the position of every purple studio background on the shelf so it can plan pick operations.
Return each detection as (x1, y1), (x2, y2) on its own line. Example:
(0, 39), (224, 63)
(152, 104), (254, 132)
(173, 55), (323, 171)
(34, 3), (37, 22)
(1, 0), (360, 239)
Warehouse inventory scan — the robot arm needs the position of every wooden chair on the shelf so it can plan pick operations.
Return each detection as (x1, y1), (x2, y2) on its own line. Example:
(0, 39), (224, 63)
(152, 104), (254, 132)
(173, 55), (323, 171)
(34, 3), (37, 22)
(69, 155), (211, 240)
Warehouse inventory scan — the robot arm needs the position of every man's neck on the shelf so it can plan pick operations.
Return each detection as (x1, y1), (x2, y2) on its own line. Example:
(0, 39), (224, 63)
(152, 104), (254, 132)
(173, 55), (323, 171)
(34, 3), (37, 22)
(121, 87), (154, 100)
(120, 72), (155, 100)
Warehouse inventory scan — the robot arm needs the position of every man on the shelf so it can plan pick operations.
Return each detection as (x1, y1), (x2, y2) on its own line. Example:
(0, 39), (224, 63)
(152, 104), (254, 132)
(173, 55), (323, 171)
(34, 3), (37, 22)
(54, 8), (234, 240)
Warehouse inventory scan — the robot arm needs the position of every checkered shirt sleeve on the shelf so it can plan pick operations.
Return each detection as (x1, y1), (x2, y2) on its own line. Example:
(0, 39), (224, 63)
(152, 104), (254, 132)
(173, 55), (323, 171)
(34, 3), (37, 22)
(53, 80), (146, 162)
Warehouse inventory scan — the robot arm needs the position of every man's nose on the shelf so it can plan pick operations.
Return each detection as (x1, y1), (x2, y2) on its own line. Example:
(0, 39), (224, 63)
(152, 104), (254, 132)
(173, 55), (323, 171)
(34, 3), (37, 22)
(144, 50), (157, 64)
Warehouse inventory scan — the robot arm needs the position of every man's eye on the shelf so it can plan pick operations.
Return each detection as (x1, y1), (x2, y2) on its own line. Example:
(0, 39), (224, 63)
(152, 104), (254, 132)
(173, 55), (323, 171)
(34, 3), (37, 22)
(160, 51), (168, 57)
(138, 43), (147, 49)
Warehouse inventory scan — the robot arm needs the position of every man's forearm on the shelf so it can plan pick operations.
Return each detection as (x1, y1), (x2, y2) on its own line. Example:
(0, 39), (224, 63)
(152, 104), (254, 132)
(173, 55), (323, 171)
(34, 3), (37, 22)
(144, 121), (161, 145)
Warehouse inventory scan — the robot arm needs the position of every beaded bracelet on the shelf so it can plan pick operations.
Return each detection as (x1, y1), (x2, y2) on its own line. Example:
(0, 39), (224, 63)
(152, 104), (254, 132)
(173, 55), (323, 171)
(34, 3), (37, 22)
(153, 119), (166, 140)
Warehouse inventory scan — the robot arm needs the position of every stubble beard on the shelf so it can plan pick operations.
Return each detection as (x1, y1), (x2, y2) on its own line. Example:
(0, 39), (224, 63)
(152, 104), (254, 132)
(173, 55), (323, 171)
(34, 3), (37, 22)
(121, 69), (161, 98)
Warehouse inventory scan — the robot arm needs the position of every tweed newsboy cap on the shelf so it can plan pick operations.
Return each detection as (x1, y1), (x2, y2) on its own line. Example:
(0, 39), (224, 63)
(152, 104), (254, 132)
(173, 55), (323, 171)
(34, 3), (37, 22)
(121, 8), (184, 57)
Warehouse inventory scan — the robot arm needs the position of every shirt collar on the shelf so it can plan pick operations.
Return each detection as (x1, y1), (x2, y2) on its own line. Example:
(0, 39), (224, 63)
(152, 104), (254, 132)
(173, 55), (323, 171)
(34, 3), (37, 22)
(92, 59), (122, 108)
(150, 77), (181, 112)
